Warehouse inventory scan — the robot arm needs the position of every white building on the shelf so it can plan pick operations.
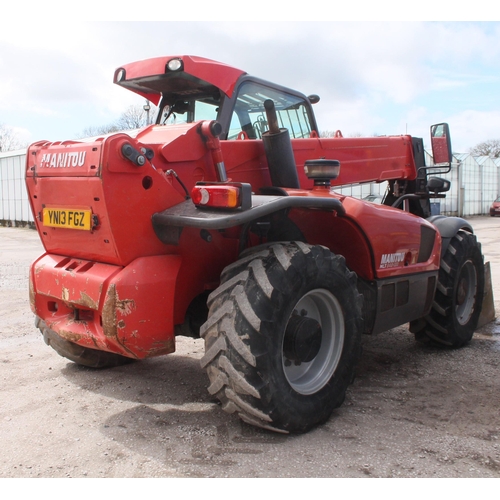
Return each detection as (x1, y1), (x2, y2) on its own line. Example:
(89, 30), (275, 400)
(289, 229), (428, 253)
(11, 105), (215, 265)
(0, 149), (34, 227)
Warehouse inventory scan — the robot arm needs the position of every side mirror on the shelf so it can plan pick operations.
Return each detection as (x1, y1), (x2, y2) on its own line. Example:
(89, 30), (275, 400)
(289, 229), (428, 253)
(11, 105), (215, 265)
(427, 176), (451, 194)
(430, 123), (452, 166)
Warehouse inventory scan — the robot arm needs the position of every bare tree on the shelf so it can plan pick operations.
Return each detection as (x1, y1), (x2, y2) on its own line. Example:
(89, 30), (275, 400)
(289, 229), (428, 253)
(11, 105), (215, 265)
(116, 105), (151, 130)
(469, 139), (500, 158)
(320, 130), (340, 138)
(77, 103), (157, 139)
(320, 130), (364, 138)
(77, 124), (122, 139)
(0, 123), (27, 152)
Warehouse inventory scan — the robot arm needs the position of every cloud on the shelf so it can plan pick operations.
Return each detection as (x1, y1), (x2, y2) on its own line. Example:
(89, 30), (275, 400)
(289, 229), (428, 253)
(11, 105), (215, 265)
(446, 109), (500, 152)
(1, 21), (500, 150)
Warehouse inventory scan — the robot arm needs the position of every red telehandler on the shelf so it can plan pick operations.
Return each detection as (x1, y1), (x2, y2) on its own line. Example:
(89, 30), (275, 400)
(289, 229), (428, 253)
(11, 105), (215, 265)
(26, 56), (485, 433)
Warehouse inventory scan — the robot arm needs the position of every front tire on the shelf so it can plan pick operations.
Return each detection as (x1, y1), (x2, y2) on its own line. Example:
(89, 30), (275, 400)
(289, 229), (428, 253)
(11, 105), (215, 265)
(412, 231), (484, 348)
(200, 242), (363, 433)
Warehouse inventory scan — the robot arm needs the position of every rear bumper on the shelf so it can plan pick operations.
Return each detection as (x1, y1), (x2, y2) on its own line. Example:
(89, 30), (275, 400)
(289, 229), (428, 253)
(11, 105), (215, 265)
(30, 253), (182, 359)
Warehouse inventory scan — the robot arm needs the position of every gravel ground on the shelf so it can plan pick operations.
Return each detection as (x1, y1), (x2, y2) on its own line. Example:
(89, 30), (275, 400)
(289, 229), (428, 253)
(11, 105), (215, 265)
(0, 217), (499, 479)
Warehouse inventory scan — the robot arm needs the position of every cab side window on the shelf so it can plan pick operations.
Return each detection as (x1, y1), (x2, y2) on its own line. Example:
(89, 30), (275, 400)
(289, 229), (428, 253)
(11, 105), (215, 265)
(228, 82), (312, 140)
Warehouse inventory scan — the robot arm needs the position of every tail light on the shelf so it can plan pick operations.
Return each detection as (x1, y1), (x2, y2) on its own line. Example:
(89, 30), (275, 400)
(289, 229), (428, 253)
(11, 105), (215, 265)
(191, 182), (252, 210)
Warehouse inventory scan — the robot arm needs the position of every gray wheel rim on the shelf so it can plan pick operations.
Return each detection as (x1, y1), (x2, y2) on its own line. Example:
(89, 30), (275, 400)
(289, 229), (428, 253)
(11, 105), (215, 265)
(456, 260), (478, 325)
(282, 289), (344, 395)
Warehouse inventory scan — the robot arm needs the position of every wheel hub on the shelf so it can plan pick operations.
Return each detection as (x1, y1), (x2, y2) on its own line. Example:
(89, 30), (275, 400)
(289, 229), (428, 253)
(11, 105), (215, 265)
(282, 288), (345, 396)
(455, 260), (478, 325)
(283, 314), (322, 363)
(457, 277), (467, 305)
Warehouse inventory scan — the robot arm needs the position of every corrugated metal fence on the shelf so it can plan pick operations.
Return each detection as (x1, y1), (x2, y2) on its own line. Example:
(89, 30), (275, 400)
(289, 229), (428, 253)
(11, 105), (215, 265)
(1, 149), (500, 226)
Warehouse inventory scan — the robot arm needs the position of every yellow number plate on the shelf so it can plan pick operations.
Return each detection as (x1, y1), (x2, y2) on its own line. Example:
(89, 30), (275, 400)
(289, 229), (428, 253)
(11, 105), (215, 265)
(42, 208), (92, 231)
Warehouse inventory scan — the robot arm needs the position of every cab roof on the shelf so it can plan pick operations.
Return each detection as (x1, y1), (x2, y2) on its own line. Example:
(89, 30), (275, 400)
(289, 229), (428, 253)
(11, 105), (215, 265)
(113, 55), (246, 105)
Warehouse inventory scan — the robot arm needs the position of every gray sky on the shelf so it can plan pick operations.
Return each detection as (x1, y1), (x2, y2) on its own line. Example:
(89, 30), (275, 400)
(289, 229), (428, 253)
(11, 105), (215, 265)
(1, 8), (500, 153)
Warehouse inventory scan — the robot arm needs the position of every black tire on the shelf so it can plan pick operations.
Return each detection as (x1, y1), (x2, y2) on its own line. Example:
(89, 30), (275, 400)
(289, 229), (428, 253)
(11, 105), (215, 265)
(412, 231), (484, 348)
(37, 318), (135, 368)
(200, 242), (363, 434)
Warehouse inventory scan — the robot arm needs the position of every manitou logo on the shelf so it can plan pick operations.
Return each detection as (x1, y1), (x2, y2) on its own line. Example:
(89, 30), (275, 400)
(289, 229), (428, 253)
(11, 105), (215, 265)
(380, 252), (406, 269)
(40, 151), (87, 168)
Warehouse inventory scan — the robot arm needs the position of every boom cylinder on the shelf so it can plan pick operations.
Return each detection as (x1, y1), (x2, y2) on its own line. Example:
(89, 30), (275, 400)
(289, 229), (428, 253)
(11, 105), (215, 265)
(200, 121), (228, 182)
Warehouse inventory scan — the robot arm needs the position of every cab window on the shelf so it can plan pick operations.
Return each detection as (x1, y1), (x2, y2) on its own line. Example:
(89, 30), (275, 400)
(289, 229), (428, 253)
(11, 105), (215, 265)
(159, 99), (219, 125)
(228, 81), (312, 140)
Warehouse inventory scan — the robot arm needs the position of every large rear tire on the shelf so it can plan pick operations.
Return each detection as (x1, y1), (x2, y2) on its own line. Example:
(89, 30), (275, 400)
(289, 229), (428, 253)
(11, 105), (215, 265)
(200, 242), (363, 433)
(412, 231), (484, 348)
(37, 318), (135, 368)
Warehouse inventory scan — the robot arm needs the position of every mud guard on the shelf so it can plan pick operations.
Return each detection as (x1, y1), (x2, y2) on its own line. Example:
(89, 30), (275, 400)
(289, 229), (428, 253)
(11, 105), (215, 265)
(427, 215), (473, 255)
(152, 195), (345, 245)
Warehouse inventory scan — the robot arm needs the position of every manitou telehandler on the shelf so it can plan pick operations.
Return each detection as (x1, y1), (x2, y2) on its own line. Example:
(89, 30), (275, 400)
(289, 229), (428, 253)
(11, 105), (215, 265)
(26, 55), (485, 433)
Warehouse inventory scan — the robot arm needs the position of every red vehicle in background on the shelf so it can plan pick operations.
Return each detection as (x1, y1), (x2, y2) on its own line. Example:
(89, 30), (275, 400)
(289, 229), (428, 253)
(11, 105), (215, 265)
(490, 196), (500, 216)
(26, 56), (485, 433)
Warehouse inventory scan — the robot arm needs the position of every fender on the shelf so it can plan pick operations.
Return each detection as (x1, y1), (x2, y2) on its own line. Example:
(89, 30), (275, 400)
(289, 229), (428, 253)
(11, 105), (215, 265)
(152, 195), (345, 245)
(427, 215), (473, 256)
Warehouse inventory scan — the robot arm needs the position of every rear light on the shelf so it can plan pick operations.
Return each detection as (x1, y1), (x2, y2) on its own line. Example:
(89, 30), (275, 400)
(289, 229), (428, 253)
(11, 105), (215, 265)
(192, 186), (238, 207)
(191, 182), (252, 210)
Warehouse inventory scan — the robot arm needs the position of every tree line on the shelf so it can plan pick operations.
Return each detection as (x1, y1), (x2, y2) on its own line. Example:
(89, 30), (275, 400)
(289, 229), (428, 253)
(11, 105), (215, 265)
(468, 139), (500, 158)
(0, 104), (156, 153)
(75, 103), (157, 139)
(0, 124), (27, 152)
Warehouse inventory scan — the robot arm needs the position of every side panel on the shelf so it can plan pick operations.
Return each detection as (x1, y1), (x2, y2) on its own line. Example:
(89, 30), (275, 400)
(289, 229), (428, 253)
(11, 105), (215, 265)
(287, 193), (441, 281)
(341, 197), (441, 280)
(371, 272), (437, 334)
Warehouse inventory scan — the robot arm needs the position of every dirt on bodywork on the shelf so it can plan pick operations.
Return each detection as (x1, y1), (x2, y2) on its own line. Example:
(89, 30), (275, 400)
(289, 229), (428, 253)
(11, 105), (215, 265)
(0, 218), (499, 478)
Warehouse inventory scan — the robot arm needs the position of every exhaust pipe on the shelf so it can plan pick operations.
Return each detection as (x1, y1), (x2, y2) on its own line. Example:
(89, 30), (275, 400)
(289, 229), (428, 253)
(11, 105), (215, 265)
(262, 99), (300, 189)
